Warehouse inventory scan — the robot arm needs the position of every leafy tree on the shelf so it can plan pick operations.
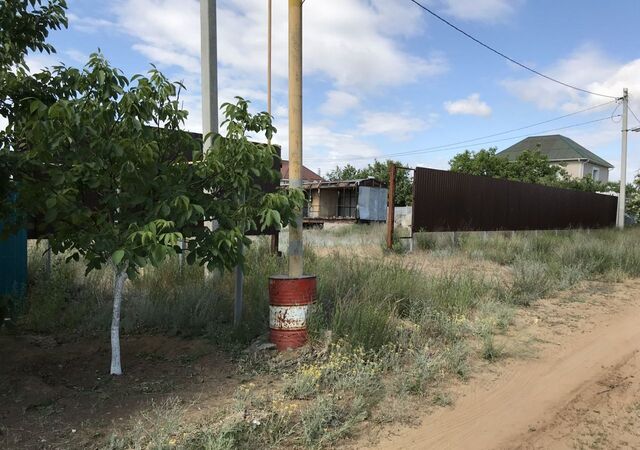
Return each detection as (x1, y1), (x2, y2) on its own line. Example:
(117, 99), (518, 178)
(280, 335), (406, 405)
(1, 0), (69, 218)
(450, 147), (565, 183)
(326, 163), (360, 181)
(0, 0), (67, 71)
(509, 149), (565, 184)
(326, 159), (412, 206)
(449, 147), (617, 190)
(6, 54), (302, 375)
(448, 148), (511, 178)
(591, 178), (640, 220)
(627, 175), (640, 220)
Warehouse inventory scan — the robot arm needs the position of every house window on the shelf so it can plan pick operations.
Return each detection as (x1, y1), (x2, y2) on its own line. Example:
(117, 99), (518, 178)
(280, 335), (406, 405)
(592, 167), (600, 180)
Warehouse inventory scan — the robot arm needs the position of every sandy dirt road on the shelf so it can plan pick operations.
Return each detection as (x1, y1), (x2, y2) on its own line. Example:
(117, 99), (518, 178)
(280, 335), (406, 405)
(373, 279), (640, 450)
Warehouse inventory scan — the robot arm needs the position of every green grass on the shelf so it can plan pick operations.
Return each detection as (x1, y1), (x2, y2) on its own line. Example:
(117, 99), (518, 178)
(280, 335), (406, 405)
(13, 227), (640, 449)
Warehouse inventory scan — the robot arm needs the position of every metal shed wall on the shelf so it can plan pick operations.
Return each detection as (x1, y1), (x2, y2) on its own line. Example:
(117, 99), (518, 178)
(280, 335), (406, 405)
(358, 186), (388, 221)
(412, 167), (617, 232)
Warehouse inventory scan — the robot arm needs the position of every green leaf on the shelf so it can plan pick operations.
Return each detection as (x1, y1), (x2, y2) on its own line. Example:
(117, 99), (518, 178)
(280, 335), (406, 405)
(112, 249), (125, 265)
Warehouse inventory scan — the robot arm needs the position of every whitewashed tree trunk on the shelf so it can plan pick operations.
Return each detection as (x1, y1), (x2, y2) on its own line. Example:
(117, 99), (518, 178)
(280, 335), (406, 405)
(110, 268), (128, 375)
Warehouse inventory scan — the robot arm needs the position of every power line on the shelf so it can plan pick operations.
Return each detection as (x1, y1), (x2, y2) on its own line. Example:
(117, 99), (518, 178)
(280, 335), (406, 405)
(628, 105), (640, 125)
(407, 0), (618, 100)
(307, 100), (615, 161)
(379, 100), (614, 157)
(309, 115), (618, 163)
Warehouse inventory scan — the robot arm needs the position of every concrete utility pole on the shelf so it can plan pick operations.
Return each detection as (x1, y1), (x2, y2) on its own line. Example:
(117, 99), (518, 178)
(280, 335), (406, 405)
(267, 0), (272, 118)
(386, 163), (397, 250)
(268, 0), (280, 255)
(288, 0), (304, 277)
(617, 88), (628, 229)
(201, 0), (218, 148)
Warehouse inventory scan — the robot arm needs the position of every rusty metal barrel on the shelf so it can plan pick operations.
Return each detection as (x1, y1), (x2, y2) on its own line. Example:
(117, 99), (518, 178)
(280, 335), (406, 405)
(269, 275), (317, 351)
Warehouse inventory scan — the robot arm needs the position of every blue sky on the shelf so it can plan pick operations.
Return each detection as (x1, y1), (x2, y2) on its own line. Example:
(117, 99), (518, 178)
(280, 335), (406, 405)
(27, 0), (640, 180)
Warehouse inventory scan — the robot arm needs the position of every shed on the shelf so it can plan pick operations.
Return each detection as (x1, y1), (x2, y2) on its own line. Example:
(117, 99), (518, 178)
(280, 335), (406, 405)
(301, 178), (388, 224)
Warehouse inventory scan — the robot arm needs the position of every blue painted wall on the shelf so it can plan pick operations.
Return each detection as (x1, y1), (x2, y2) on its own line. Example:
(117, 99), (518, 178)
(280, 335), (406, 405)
(0, 224), (28, 298)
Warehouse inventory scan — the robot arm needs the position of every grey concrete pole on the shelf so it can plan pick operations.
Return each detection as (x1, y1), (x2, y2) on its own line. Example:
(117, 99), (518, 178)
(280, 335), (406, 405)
(201, 0), (242, 323)
(201, 0), (218, 147)
(617, 88), (628, 229)
(268, 0), (280, 255)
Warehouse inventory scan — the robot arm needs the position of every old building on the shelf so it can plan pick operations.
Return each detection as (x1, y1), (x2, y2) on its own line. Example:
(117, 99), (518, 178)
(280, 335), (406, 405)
(302, 178), (388, 224)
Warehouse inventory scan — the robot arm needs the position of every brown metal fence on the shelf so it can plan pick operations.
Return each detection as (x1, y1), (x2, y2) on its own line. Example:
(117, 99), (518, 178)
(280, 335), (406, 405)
(412, 167), (617, 232)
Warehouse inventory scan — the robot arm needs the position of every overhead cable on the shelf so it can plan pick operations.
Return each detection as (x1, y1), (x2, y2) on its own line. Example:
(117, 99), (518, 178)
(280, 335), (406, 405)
(407, 0), (618, 100)
(308, 115), (618, 163)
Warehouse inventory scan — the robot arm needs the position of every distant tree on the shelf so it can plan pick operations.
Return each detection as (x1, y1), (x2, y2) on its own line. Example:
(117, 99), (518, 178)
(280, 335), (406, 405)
(325, 163), (360, 181)
(326, 159), (412, 206)
(449, 147), (566, 183)
(509, 149), (566, 184)
(592, 177), (640, 220)
(448, 148), (511, 178)
(627, 175), (640, 220)
(5, 54), (302, 375)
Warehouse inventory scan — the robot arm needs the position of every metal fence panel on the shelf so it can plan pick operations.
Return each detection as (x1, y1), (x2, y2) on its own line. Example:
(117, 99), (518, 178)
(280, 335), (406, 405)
(0, 224), (27, 297)
(412, 167), (617, 232)
(358, 186), (388, 221)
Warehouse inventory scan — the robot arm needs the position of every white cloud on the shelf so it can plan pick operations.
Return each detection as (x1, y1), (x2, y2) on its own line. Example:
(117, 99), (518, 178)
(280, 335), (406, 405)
(24, 53), (60, 73)
(132, 44), (201, 74)
(320, 90), (360, 116)
(501, 45), (640, 182)
(444, 93), (492, 117)
(303, 124), (382, 174)
(503, 46), (639, 112)
(67, 13), (116, 33)
(64, 49), (88, 64)
(358, 111), (436, 140)
(105, 0), (446, 138)
(436, 0), (521, 23)
(110, 0), (446, 88)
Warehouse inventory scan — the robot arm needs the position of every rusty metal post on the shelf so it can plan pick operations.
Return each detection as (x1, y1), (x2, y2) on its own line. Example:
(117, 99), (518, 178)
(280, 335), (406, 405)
(386, 163), (397, 250)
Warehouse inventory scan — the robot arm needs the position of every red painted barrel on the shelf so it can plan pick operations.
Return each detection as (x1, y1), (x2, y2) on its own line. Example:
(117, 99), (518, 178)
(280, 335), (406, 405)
(269, 275), (317, 351)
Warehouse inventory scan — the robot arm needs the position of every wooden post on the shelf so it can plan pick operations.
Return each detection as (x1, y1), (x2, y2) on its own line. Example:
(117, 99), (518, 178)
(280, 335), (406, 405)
(386, 163), (397, 250)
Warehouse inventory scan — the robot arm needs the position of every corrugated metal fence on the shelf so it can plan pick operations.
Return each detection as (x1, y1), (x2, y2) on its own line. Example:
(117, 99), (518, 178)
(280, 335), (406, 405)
(412, 167), (617, 232)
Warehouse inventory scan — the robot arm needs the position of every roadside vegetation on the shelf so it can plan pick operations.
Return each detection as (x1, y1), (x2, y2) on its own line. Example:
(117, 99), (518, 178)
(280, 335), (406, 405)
(5, 226), (639, 449)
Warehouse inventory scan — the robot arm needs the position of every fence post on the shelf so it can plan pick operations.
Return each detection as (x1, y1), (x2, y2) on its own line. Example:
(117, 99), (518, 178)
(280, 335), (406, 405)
(44, 241), (52, 278)
(386, 163), (396, 250)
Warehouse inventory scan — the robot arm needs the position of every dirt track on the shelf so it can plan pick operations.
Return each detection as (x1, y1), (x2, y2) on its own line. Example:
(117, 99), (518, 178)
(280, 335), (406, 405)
(373, 279), (640, 450)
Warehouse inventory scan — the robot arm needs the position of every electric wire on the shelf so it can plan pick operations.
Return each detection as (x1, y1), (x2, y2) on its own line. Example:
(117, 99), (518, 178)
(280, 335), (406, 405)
(628, 105), (640, 125)
(305, 100), (616, 160)
(379, 100), (615, 157)
(407, 0), (618, 100)
(308, 115), (618, 163)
